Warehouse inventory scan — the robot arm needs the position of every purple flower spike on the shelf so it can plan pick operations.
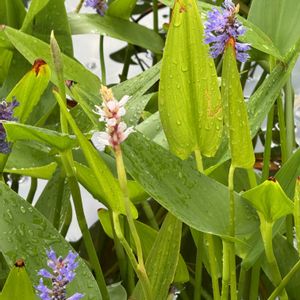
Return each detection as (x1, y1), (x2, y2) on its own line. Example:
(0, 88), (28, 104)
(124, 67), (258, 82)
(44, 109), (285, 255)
(0, 98), (19, 154)
(85, 0), (108, 16)
(204, 0), (250, 62)
(35, 248), (84, 300)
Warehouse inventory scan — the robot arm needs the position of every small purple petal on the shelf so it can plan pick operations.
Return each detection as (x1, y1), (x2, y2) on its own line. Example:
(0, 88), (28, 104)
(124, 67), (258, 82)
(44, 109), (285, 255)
(85, 0), (107, 16)
(67, 293), (85, 300)
(204, 0), (250, 62)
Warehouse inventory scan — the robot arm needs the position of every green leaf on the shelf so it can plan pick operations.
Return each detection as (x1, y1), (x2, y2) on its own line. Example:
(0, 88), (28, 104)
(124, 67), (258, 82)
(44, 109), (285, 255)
(221, 41), (255, 169)
(0, 183), (101, 299)
(123, 132), (259, 237)
(75, 161), (148, 205)
(98, 210), (189, 283)
(68, 14), (164, 54)
(3, 122), (77, 151)
(159, 0), (222, 159)
(21, 0), (50, 32)
(6, 61), (51, 123)
(0, 49), (13, 85)
(107, 0), (136, 20)
(132, 213), (182, 300)
(0, 0), (26, 29)
(0, 265), (35, 300)
(2, 26), (100, 96)
(248, 0), (300, 55)
(35, 169), (71, 232)
(242, 179), (294, 223)
(5, 141), (56, 179)
(54, 91), (137, 218)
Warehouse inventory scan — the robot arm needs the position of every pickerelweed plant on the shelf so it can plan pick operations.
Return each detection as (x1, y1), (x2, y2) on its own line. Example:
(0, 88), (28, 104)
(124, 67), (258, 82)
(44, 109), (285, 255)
(3, 0), (300, 299)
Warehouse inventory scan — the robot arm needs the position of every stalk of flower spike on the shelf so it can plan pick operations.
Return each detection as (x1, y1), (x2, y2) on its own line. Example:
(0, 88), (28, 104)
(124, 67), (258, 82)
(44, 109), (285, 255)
(204, 0), (250, 63)
(94, 86), (152, 299)
(85, 0), (108, 16)
(36, 249), (84, 300)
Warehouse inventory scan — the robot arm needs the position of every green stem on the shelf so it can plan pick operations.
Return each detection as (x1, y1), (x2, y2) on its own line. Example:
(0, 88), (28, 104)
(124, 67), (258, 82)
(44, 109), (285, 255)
(142, 200), (159, 230)
(260, 218), (288, 299)
(10, 174), (20, 193)
(284, 77), (294, 159)
(74, 0), (85, 13)
(237, 265), (248, 300)
(249, 260), (261, 300)
(221, 241), (230, 300)
(153, 0), (159, 34)
(26, 177), (37, 204)
(268, 258), (300, 300)
(53, 175), (65, 230)
(194, 150), (220, 300)
(115, 146), (151, 299)
(194, 232), (203, 300)
(262, 106), (274, 181)
(113, 212), (152, 299)
(277, 96), (288, 164)
(120, 45), (132, 82)
(294, 179), (300, 256)
(67, 173), (110, 300)
(99, 35), (106, 85)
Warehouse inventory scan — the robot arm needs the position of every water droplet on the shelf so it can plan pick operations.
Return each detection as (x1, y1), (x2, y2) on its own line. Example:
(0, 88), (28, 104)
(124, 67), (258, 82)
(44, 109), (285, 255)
(20, 206), (26, 213)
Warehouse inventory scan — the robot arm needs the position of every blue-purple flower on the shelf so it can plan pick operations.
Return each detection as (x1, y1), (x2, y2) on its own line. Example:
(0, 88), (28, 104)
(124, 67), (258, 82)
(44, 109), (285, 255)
(85, 0), (108, 16)
(35, 248), (84, 300)
(0, 98), (19, 154)
(204, 0), (250, 62)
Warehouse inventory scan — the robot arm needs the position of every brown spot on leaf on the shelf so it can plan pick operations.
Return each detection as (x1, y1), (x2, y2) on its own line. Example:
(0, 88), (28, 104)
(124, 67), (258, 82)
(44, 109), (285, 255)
(14, 258), (25, 268)
(32, 59), (46, 76)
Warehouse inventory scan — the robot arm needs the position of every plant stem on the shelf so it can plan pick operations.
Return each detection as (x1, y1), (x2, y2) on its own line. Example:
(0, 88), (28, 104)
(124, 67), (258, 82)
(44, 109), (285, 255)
(113, 212), (152, 299)
(99, 35), (106, 85)
(261, 106), (274, 181)
(114, 145), (152, 299)
(120, 45), (132, 82)
(67, 173), (110, 300)
(26, 177), (37, 204)
(295, 179), (300, 256)
(75, 0), (85, 13)
(260, 218), (288, 299)
(284, 77), (294, 159)
(142, 200), (159, 230)
(221, 241), (230, 300)
(277, 96), (288, 164)
(268, 258), (300, 300)
(248, 260), (260, 300)
(53, 175), (65, 230)
(153, 0), (159, 34)
(194, 150), (220, 300)
(194, 232), (203, 300)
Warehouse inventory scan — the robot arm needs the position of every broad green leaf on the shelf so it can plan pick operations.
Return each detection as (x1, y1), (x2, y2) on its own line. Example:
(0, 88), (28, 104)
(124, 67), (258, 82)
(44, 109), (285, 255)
(23, 0), (73, 56)
(0, 49), (13, 85)
(122, 132), (259, 237)
(159, 0), (222, 159)
(6, 60), (51, 123)
(4, 122), (77, 151)
(0, 183), (101, 299)
(2, 26), (100, 96)
(107, 0), (136, 20)
(0, 264), (35, 300)
(54, 91), (137, 217)
(0, 0), (26, 29)
(21, 0), (50, 31)
(75, 161), (148, 205)
(132, 213), (182, 300)
(35, 169), (71, 232)
(98, 210), (189, 283)
(248, 0), (300, 55)
(68, 14), (164, 54)
(221, 41), (254, 169)
(276, 148), (300, 198)
(242, 179), (294, 223)
(5, 141), (56, 179)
